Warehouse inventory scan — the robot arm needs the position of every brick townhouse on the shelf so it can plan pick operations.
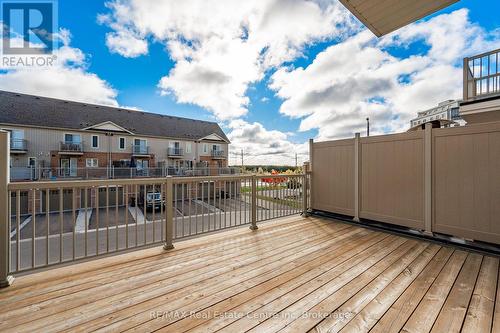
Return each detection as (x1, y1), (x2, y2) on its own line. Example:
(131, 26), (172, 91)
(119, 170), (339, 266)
(0, 90), (230, 179)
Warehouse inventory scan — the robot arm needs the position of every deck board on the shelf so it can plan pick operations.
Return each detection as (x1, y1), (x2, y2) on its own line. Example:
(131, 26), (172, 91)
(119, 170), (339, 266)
(0, 215), (499, 333)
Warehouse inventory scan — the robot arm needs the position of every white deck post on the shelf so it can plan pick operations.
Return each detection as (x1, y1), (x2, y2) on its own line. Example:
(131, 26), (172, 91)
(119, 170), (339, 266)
(0, 131), (14, 287)
(250, 174), (258, 230)
(163, 176), (174, 250)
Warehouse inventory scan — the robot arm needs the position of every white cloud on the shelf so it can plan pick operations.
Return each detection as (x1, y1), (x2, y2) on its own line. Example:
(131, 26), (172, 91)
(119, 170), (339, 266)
(100, 0), (359, 120)
(105, 30), (148, 58)
(0, 29), (118, 106)
(270, 9), (500, 140)
(226, 119), (308, 166)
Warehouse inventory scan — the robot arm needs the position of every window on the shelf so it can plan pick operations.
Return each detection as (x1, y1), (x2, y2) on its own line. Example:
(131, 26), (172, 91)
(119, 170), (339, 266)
(91, 135), (99, 149)
(8, 129), (25, 150)
(119, 137), (126, 150)
(86, 158), (98, 168)
(185, 142), (191, 154)
(134, 139), (148, 154)
(203, 143), (208, 153)
(64, 133), (81, 143)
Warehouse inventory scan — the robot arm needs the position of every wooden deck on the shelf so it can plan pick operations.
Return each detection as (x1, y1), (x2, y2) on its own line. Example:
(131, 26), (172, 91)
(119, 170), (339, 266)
(1, 215), (499, 332)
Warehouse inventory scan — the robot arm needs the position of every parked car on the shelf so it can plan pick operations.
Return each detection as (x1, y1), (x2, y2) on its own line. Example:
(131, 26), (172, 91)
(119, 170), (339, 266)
(130, 186), (165, 210)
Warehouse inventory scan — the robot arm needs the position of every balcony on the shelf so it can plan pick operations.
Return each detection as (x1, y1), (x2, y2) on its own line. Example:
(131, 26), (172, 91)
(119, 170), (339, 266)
(461, 48), (500, 123)
(132, 144), (150, 156)
(9, 139), (27, 154)
(167, 147), (184, 158)
(59, 141), (83, 155)
(211, 149), (226, 159)
(463, 48), (500, 101)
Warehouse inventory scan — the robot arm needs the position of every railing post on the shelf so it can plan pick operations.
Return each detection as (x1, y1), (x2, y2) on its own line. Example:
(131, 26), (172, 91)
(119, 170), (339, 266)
(163, 176), (174, 250)
(302, 170), (308, 216)
(0, 131), (14, 287)
(424, 123), (433, 235)
(463, 57), (468, 101)
(249, 174), (258, 230)
(308, 139), (314, 210)
(353, 132), (361, 222)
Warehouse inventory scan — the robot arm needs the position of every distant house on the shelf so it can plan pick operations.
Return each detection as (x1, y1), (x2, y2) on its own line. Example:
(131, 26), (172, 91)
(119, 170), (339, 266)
(0, 90), (229, 179)
(409, 100), (464, 130)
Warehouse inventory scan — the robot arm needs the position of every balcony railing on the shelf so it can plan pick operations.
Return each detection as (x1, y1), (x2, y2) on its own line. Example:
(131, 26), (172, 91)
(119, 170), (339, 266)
(59, 141), (83, 153)
(3, 172), (309, 279)
(464, 48), (500, 101)
(132, 145), (150, 155)
(9, 166), (242, 181)
(10, 138), (27, 151)
(167, 147), (183, 157)
(211, 149), (225, 158)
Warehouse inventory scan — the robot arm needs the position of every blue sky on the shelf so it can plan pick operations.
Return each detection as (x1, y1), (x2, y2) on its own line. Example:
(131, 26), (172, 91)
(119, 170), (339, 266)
(1, 0), (500, 165)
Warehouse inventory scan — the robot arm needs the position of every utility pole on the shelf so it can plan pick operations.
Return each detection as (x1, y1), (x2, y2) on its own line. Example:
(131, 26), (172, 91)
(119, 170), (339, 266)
(241, 149), (244, 167)
(295, 153), (298, 168)
(366, 117), (370, 137)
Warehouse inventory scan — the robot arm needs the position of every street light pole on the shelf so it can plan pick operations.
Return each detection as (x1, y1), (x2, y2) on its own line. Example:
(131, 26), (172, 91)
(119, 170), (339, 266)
(366, 117), (370, 137)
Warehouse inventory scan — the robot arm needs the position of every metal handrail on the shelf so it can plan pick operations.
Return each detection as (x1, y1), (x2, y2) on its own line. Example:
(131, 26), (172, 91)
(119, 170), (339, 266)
(211, 149), (225, 157)
(10, 139), (27, 151)
(132, 145), (149, 155)
(167, 147), (184, 156)
(59, 141), (83, 152)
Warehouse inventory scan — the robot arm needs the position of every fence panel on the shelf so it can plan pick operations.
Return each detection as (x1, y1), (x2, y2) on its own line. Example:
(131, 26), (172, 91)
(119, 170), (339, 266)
(311, 139), (355, 216)
(433, 122), (500, 243)
(360, 131), (425, 229)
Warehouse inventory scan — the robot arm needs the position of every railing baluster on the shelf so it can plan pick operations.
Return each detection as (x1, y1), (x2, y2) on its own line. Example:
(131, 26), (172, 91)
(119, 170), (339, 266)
(125, 185), (129, 249)
(143, 184), (147, 245)
(115, 186), (118, 250)
(59, 188), (63, 262)
(188, 182), (192, 236)
(96, 186), (99, 256)
(32, 188), (36, 268)
(152, 184), (156, 243)
(16, 190), (20, 272)
(163, 176), (173, 250)
(250, 175), (257, 230)
(195, 180), (199, 235)
(84, 187), (88, 257)
(72, 188), (76, 260)
(45, 189), (49, 265)
(134, 184), (138, 248)
(106, 185), (109, 253)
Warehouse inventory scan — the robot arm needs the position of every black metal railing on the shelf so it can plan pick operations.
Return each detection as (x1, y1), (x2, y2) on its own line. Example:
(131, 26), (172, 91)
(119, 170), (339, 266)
(59, 141), (83, 153)
(211, 150), (225, 158)
(132, 145), (150, 155)
(167, 147), (183, 156)
(10, 139), (27, 151)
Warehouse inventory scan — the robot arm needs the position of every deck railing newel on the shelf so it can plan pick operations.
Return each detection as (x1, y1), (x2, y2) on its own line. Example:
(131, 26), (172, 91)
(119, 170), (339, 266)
(163, 176), (174, 250)
(0, 130), (14, 287)
(249, 174), (258, 230)
(302, 163), (309, 216)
